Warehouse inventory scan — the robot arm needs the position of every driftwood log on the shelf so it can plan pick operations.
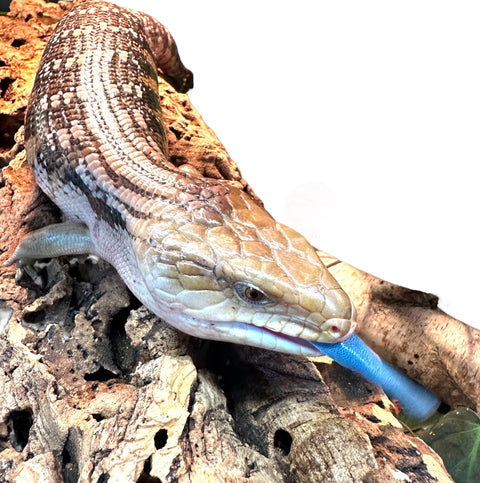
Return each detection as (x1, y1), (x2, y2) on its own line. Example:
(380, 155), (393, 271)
(1, 0), (478, 481)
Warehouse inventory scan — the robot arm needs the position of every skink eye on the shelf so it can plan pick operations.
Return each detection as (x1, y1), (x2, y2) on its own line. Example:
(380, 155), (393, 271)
(234, 282), (271, 305)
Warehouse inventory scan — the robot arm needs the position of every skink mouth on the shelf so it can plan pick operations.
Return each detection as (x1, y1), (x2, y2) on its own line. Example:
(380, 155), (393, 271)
(167, 313), (357, 357)
(258, 320), (357, 355)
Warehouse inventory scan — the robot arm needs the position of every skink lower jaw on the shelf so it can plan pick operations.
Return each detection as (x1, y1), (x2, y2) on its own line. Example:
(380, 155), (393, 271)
(256, 318), (356, 354)
(166, 313), (357, 357)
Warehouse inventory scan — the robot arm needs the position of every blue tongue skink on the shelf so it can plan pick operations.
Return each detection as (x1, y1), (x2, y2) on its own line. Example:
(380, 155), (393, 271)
(4, 0), (441, 424)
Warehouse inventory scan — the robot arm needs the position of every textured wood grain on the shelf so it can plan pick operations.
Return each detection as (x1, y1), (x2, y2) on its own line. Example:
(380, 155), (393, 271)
(325, 257), (480, 411)
(0, 0), (466, 481)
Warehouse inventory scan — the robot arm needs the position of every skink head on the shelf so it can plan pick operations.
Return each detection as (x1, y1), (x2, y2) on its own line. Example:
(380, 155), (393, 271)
(214, 221), (356, 344)
(139, 186), (356, 356)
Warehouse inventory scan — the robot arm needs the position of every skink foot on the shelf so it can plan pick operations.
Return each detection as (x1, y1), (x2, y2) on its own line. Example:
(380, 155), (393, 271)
(4, 221), (96, 268)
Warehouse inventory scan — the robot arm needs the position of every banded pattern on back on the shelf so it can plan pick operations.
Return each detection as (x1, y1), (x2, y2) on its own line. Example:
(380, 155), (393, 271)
(25, 0), (198, 230)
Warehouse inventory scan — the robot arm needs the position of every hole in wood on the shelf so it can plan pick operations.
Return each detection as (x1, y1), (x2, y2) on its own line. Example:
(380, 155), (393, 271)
(84, 367), (117, 382)
(136, 456), (161, 483)
(22, 309), (47, 326)
(110, 305), (139, 375)
(0, 113), (23, 153)
(5, 408), (33, 451)
(0, 77), (14, 97)
(61, 430), (80, 483)
(154, 428), (168, 450)
(273, 428), (293, 456)
(11, 38), (26, 48)
(97, 473), (110, 483)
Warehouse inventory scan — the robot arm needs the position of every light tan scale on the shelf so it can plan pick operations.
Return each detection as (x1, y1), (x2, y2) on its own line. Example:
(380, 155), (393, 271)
(5, 0), (356, 356)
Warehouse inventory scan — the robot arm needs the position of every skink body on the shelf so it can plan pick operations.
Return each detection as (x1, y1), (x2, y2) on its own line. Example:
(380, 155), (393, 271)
(6, 0), (439, 419)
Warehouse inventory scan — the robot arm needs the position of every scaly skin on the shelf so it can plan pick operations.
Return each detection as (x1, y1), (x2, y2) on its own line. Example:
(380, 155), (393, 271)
(5, 1), (440, 418)
(7, 0), (354, 354)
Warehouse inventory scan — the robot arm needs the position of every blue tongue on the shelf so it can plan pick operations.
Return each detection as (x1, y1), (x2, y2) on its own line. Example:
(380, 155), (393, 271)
(311, 334), (440, 421)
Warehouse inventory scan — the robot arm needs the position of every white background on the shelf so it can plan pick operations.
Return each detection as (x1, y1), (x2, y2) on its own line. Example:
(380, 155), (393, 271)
(113, 0), (480, 329)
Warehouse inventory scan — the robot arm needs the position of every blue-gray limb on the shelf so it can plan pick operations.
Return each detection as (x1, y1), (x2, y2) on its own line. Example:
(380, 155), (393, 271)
(4, 221), (95, 268)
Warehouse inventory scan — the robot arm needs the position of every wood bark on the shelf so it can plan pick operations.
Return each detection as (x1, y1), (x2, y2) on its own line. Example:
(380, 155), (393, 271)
(1, 0), (475, 481)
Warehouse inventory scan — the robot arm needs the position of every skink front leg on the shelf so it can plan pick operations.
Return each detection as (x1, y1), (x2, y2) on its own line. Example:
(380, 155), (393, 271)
(312, 334), (440, 421)
(4, 221), (96, 268)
